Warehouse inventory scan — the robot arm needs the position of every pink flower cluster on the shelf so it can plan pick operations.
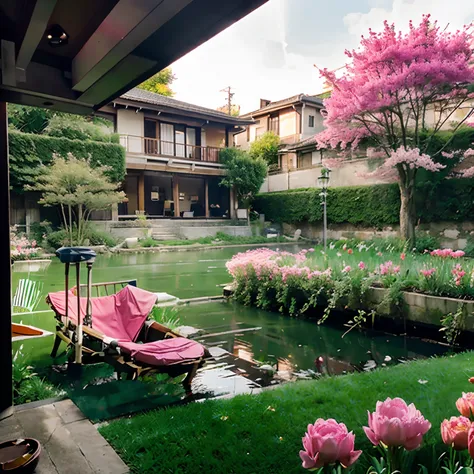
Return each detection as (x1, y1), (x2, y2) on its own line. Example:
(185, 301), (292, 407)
(10, 231), (40, 260)
(226, 249), (330, 284)
(431, 248), (465, 258)
(440, 392), (474, 456)
(452, 264), (466, 286)
(378, 260), (400, 276)
(420, 268), (436, 278)
(300, 397), (431, 471)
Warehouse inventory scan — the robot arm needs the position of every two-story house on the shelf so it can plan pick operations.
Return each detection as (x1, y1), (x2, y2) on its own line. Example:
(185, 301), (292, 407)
(234, 94), (325, 171)
(100, 88), (252, 219)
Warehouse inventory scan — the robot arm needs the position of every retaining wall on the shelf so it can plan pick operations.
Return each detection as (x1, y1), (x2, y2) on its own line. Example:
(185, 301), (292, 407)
(280, 221), (474, 250)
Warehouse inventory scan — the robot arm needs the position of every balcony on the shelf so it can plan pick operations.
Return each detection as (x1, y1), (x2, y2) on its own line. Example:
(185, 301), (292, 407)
(120, 134), (222, 163)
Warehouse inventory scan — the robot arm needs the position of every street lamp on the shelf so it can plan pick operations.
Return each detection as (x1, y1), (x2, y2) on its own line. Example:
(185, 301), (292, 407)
(318, 168), (330, 251)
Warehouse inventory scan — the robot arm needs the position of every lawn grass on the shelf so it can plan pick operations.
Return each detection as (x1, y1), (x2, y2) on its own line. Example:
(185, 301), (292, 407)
(99, 351), (474, 474)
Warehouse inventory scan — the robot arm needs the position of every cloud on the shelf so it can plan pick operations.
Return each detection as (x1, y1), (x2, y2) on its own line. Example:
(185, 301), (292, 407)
(344, 0), (474, 40)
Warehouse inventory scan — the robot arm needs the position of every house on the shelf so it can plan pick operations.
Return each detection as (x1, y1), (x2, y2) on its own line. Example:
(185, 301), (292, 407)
(99, 88), (252, 219)
(234, 94), (325, 170)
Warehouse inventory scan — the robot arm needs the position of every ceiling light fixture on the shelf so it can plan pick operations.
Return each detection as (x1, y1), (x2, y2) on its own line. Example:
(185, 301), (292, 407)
(46, 25), (69, 47)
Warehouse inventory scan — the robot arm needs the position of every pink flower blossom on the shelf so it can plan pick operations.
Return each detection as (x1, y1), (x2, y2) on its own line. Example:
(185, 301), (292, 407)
(358, 261), (366, 270)
(420, 268), (436, 278)
(456, 393), (474, 418)
(431, 248), (465, 258)
(300, 419), (362, 470)
(377, 252), (383, 257)
(342, 265), (351, 273)
(400, 253), (406, 261)
(379, 261), (399, 276)
(364, 397), (431, 450)
(441, 416), (471, 450)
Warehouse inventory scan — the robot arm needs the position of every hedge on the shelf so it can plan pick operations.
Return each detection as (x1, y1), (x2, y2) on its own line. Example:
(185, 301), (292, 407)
(254, 180), (474, 228)
(9, 131), (126, 193)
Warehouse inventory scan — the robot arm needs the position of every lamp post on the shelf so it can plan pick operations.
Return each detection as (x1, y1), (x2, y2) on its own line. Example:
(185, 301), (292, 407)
(318, 168), (330, 251)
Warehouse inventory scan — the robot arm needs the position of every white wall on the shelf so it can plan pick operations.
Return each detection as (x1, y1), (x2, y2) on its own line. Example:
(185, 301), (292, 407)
(279, 109), (297, 138)
(261, 158), (393, 193)
(117, 109), (144, 153)
(302, 105), (324, 138)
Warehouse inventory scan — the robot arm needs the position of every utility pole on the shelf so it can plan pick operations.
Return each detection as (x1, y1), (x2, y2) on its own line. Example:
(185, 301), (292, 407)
(220, 86), (235, 115)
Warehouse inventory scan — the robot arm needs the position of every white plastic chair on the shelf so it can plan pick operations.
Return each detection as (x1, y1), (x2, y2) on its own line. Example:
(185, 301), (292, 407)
(12, 279), (43, 312)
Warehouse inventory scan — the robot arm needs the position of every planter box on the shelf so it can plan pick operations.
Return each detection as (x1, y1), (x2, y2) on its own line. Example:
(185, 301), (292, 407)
(365, 287), (474, 332)
(13, 259), (51, 273)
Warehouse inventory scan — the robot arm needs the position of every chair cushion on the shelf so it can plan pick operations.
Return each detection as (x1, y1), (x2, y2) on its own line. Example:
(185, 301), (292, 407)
(119, 337), (205, 366)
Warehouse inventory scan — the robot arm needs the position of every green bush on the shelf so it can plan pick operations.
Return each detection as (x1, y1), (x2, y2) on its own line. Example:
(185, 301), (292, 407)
(254, 184), (400, 228)
(254, 179), (474, 228)
(46, 229), (69, 250)
(140, 237), (160, 248)
(46, 227), (117, 250)
(9, 131), (126, 193)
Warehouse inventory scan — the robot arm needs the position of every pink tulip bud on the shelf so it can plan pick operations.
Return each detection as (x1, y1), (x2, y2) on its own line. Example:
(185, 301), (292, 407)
(441, 416), (471, 450)
(300, 419), (362, 470)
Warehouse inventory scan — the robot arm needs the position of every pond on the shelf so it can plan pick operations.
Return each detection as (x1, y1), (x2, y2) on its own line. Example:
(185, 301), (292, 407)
(12, 244), (451, 408)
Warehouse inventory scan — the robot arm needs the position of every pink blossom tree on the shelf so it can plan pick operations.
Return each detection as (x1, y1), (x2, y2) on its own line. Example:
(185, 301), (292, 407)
(316, 16), (474, 243)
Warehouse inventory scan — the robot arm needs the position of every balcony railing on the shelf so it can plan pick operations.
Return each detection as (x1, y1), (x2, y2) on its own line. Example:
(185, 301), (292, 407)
(119, 134), (222, 163)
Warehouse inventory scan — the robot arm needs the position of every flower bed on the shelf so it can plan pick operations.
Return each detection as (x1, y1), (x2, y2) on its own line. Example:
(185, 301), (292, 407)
(225, 244), (474, 326)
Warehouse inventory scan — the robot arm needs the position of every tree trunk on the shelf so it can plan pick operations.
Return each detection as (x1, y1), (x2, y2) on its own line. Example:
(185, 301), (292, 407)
(399, 182), (416, 246)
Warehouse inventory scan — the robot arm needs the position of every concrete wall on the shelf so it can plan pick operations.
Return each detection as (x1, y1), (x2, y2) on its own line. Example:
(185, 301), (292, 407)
(179, 225), (251, 239)
(117, 109), (144, 153)
(302, 105), (324, 138)
(279, 108), (297, 138)
(261, 158), (392, 193)
(203, 124), (226, 148)
(281, 220), (474, 250)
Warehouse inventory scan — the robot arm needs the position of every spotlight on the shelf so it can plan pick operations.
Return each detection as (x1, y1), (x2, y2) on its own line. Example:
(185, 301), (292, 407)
(46, 25), (69, 47)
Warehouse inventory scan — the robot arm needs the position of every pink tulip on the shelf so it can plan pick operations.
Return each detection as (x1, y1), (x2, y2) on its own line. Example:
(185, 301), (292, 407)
(300, 419), (362, 470)
(441, 416), (471, 450)
(456, 393), (474, 418)
(342, 266), (351, 273)
(364, 398), (431, 450)
(358, 261), (366, 270)
(400, 253), (406, 261)
(469, 424), (474, 460)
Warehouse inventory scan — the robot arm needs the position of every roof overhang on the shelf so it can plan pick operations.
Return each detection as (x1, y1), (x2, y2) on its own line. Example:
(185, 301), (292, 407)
(111, 97), (254, 126)
(241, 97), (324, 119)
(0, 0), (268, 114)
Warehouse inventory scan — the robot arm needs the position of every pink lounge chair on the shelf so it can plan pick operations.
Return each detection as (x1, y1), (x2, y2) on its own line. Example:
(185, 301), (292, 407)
(47, 284), (207, 390)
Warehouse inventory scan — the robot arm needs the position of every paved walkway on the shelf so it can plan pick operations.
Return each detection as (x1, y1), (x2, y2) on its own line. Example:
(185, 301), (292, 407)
(0, 399), (128, 474)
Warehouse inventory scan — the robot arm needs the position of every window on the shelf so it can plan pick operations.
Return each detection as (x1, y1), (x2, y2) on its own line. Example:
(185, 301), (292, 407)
(269, 114), (279, 134)
(308, 115), (315, 128)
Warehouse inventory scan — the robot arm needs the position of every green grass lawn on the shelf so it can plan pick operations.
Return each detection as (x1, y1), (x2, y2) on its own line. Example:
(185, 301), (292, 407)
(99, 352), (474, 473)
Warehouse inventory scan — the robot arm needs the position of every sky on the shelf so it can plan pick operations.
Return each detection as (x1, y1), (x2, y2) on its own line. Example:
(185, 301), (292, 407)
(171, 0), (474, 114)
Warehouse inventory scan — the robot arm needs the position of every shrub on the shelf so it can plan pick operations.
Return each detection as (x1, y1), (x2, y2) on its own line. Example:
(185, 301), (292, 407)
(9, 131), (126, 193)
(140, 237), (160, 248)
(254, 179), (474, 228)
(46, 226), (118, 249)
(254, 184), (400, 228)
(412, 233), (441, 253)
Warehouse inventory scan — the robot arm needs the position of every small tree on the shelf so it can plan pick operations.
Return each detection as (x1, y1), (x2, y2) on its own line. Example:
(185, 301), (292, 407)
(29, 154), (125, 245)
(316, 16), (474, 244)
(137, 68), (176, 96)
(219, 148), (267, 216)
(249, 131), (280, 166)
